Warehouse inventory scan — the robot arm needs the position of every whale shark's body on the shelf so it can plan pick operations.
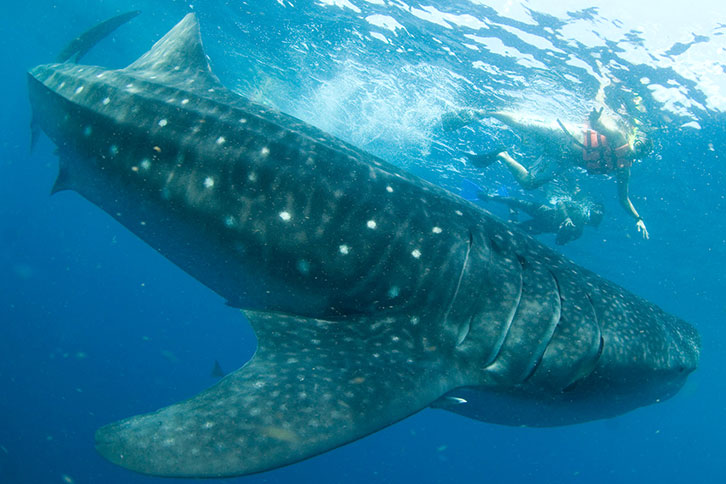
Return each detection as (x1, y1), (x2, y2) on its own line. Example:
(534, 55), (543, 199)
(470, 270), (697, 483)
(27, 14), (699, 478)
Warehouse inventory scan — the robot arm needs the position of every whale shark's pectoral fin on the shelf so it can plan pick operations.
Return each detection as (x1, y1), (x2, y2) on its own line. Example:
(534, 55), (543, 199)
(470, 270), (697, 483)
(95, 311), (458, 478)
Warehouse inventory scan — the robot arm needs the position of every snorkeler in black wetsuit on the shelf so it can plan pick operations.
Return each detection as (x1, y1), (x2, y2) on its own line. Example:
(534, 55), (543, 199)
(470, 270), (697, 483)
(479, 192), (605, 245)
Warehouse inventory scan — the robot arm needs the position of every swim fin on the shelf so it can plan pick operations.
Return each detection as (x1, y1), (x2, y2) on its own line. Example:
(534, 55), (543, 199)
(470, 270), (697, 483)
(460, 178), (484, 201)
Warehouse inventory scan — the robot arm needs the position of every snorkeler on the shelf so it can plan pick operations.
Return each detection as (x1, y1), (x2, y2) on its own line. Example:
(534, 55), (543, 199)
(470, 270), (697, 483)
(479, 191), (605, 245)
(441, 107), (652, 239)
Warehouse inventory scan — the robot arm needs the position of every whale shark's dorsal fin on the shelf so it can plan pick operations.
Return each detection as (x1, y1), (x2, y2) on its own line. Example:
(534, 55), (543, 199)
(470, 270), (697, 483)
(124, 13), (223, 91)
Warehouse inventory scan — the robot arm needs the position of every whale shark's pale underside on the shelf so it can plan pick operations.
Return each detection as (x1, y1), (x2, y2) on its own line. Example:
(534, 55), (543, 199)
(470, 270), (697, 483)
(27, 14), (700, 478)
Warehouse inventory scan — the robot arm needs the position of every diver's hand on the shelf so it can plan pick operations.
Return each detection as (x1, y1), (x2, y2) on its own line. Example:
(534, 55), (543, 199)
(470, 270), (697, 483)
(636, 218), (649, 240)
(589, 107), (603, 125)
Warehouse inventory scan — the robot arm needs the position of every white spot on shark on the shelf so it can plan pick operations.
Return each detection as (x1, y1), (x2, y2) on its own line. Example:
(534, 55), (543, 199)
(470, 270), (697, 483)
(367, 220), (377, 229)
(204, 177), (214, 188)
(74, 86), (84, 94)
(140, 159), (151, 170)
(339, 244), (350, 255)
(158, 119), (168, 127)
(261, 147), (270, 157)
(296, 260), (311, 274)
(181, 98), (189, 105)
(216, 136), (226, 145)
(388, 286), (400, 298)
(109, 145), (119, 156)
(279, 211), (291, 222)
(432, 226), (442, 234)
(411, 249), (421, 258)
(102, 97), (110, 105)
(386, 186), (394, 193)
(224, 215), (236, 227)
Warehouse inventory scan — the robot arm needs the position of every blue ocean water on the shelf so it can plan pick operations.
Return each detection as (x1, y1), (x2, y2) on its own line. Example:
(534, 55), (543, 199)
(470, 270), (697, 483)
(1, 1), (724, 483)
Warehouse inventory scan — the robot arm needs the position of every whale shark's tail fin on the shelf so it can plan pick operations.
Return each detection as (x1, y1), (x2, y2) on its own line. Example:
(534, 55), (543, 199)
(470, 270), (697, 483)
(95, 311), (462, 477)
(56, 10), (140, 63)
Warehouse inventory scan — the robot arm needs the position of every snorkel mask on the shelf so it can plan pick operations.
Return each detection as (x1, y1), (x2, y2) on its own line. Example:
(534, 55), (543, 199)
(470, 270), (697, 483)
(632, 130), (653, 159)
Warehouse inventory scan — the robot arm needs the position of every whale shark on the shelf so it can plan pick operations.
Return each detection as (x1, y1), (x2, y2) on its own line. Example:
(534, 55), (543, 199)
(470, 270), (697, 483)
(27, 14), (700, 478)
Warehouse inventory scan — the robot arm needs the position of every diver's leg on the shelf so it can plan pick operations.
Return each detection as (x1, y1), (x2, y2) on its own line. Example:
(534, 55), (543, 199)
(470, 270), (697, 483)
(490, 112), (575, 149)
(497, 152), (552, 190)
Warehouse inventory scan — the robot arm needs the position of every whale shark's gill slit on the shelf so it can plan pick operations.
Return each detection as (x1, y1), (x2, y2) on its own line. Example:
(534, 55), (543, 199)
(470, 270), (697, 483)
(449, 230), (474, 346)
(486, 253), (525, 365)
(562, 311), (603, 394)
(562, 293), (605, 386)
(523, 269), (562, 382)
(582, 293), (605, 378)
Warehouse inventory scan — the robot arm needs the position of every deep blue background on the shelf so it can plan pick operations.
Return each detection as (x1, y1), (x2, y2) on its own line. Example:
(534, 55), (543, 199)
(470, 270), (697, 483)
(1, 1), (724, 483)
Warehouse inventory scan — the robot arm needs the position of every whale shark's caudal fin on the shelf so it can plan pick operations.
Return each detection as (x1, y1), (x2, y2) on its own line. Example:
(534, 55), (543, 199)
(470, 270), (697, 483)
(95, 311), (461, 477)
(56, 11), (141, 63)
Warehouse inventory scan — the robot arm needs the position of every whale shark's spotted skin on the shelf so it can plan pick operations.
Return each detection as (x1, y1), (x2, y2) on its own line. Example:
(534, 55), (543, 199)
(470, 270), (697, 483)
(27, 14), (699, 478)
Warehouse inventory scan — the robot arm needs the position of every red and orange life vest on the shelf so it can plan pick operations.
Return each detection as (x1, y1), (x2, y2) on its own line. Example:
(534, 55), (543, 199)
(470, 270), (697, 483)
(581, 129), (632, 174)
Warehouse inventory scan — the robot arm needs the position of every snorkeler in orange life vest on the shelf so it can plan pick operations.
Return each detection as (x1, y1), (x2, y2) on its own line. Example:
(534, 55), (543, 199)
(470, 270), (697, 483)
(441, 107), (653, 239)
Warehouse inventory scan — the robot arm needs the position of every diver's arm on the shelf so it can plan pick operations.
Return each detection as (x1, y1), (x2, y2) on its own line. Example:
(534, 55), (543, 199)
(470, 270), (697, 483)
(556, 203), (575, 228)
(616, 168), (649, 239)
